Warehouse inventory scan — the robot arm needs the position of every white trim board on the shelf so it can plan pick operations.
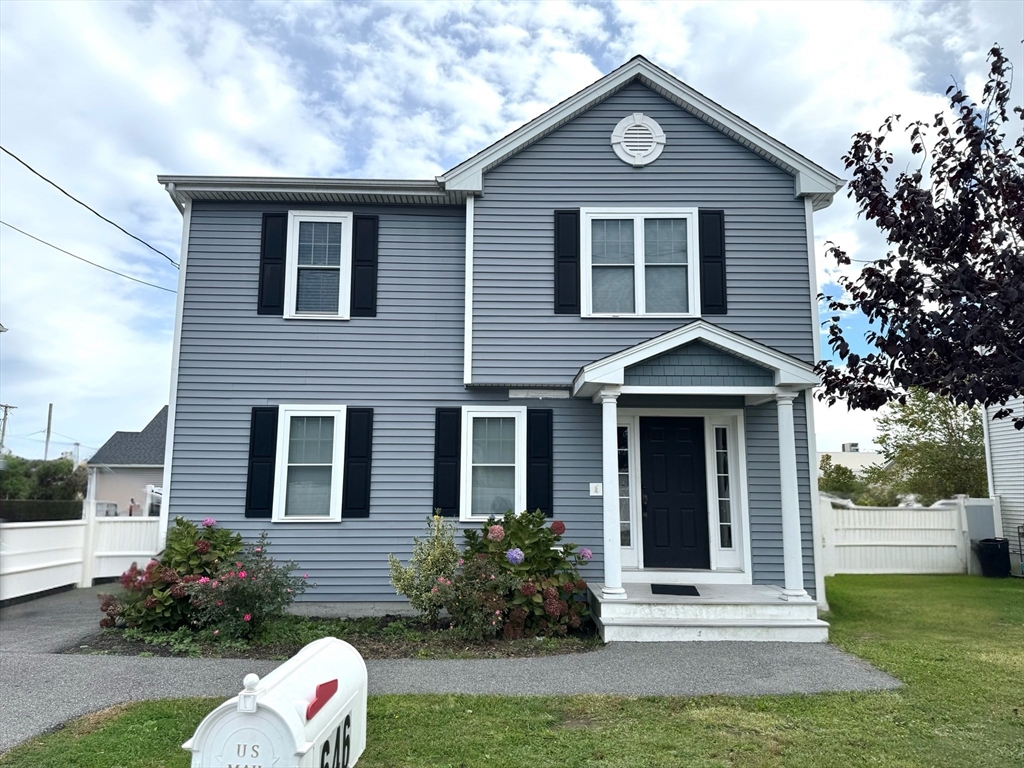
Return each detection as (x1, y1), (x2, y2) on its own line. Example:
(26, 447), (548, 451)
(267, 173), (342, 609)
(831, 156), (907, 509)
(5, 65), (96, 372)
(438, 57), (843, 210)
(463, 196), (475, 385)
(159, 200), (191, 545)
(573, 319), (819, 398)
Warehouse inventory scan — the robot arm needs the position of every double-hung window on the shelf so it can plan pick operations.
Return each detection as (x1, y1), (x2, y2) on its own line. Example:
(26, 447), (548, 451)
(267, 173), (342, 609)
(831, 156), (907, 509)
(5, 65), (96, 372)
(460, 406), (527, 521)
(580, 208), (699, 317)
(273, 405), (347, 521)
(284, 211), (353, 319)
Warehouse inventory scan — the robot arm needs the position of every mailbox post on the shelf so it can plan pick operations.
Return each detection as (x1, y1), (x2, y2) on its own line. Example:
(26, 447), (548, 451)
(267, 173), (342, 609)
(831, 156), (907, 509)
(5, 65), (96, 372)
(183, 637), (367, 768)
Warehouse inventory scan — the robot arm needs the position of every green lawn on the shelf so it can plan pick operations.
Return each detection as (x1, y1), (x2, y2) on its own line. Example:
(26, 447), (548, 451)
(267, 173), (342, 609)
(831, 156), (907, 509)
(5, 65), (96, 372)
(3, 575), (1022, 767)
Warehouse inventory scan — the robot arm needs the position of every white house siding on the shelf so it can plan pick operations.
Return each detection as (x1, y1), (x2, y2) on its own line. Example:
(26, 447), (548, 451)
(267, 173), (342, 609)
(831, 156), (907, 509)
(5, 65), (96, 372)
(986, 397), (1024, 553)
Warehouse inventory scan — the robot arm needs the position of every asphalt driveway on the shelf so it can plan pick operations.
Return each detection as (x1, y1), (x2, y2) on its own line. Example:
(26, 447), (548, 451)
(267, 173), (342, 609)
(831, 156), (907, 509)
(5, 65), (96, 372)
(0, 586), (900, 753)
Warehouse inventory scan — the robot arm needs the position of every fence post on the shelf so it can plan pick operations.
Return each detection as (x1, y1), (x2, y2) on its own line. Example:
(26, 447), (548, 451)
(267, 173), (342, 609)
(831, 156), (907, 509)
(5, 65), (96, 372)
(953, 494), (970, 574)
(79, 468), (98, 587)
(991, 496), (1003, 540)
(818, 495), (834, 578)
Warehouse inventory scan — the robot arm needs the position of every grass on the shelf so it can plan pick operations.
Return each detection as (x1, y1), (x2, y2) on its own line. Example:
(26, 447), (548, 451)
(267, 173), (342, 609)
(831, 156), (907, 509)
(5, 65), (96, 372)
(4, 574), (1022, 767)
(70, 614), (603, 660)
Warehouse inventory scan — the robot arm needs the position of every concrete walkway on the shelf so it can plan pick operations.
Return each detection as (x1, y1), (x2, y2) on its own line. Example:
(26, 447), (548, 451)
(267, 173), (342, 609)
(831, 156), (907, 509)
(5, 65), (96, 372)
(0, 586), (900, 753)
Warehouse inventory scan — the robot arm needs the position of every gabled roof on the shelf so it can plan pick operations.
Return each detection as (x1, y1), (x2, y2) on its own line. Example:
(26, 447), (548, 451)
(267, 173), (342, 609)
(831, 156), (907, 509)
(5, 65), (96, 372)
(439, 55), (844, 210)
(88, 407), (168, 467)
(572, 320), (819, 398)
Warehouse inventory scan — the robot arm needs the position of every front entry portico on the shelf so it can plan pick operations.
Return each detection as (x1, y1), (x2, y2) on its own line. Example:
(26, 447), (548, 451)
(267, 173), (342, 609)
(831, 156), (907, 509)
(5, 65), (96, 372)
(575, 321), (827, 641)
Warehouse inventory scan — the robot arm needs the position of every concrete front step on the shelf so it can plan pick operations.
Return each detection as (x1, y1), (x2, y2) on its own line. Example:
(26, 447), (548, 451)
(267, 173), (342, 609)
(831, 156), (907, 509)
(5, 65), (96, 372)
(596, 600), (820, 622)
(595, 616), (831, 643)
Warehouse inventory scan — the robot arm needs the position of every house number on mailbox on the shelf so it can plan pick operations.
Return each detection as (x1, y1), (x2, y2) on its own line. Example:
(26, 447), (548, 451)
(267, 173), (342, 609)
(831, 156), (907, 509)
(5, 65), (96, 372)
(320, 714), (352, 768)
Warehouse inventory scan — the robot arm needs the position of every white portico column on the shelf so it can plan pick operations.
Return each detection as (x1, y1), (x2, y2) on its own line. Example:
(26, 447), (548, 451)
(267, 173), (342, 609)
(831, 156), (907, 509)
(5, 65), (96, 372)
(776, 391), (810, 600)
(598, 388), (627, 599)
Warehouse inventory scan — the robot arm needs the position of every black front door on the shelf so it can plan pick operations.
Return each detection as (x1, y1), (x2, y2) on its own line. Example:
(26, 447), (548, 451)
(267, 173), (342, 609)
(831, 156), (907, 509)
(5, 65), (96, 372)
(640, 416), (710, 569)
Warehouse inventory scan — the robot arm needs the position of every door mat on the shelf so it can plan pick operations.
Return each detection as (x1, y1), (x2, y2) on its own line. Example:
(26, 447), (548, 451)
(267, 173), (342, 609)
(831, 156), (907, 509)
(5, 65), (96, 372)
(651, 584), (700, 596)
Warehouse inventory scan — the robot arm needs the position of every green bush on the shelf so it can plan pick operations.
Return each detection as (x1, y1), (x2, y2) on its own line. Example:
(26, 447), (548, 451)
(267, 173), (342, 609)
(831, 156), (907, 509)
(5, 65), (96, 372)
(464, 510), (592, 638)
(98, 516), (242, 631)
(387, 514), (460, 625)
(186, 533), (309, 640)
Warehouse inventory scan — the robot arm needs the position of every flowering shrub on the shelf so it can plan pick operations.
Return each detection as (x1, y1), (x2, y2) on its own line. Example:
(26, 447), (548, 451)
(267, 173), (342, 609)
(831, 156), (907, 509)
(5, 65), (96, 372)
(98, 516), (243, 631)
(433, 554), (519, 640)
(186, 533), (309, 639)
(463, 510), (592, 637)
(387, 514), (460, 625)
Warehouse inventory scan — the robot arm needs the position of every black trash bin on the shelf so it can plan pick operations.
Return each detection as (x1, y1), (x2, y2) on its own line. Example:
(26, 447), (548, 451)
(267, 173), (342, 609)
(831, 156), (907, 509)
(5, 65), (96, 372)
(977, 538), (1011, 578)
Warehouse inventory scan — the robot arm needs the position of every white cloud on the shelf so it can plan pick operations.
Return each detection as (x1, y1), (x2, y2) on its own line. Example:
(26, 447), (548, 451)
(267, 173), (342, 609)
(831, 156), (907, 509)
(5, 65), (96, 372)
(1, 0), (1018, 458)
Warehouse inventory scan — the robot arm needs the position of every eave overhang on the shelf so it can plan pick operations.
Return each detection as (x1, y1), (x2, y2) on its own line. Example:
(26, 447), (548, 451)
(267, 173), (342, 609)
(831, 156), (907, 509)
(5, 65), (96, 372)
(572, 320), (820, 399)
(157, 175), (469, 213)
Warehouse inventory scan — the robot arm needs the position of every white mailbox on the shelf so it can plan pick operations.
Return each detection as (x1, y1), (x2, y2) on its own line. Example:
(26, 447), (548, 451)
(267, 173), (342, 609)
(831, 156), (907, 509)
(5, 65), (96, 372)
(183, 637), (367, 768)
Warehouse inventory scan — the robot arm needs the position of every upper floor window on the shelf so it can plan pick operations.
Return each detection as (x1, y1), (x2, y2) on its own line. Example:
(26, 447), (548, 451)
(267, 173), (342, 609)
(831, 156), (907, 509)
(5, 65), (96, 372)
(580, 208), (700, 318)
(284, 211), (353, 319)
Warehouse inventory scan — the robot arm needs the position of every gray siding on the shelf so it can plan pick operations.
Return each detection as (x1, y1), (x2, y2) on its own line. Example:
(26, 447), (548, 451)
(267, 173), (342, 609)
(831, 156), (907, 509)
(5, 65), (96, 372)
(624, 341), (773, 386)
(171, 203), (607, 602)
(745, 392), (815, 593)
(473, 81), (814, 385)
(986, 397), (1024, 542)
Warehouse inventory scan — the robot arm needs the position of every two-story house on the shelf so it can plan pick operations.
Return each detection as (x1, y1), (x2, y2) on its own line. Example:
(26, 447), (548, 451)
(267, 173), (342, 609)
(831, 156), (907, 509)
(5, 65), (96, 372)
(158, 57), (843, 641)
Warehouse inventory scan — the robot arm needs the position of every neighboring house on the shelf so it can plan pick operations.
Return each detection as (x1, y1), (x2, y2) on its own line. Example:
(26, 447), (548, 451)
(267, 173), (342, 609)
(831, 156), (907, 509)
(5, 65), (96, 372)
(983, 396), (1024, 570)
(157, 57), (844, 641)
(87, 407), (167, 516)
(818, 443), (884, 477)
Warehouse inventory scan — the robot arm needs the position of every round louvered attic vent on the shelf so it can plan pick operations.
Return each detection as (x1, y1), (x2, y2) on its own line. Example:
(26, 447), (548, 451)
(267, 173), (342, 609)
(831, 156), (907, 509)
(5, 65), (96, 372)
(611, 113), (666, 167)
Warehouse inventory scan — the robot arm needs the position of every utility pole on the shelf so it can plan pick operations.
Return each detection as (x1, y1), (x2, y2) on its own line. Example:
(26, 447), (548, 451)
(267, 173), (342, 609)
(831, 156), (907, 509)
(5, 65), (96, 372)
(44, 403), (53, 460)
(0, 403), (16, 452)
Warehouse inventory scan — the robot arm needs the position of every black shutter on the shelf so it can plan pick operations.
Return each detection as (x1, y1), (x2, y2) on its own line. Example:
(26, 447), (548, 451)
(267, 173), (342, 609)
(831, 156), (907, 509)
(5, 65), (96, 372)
(258, 213), (287, 316)
(432, 408), (461, 517)
(526, 408), (554, 517)
(351, 215), (379, 317)
(245, 406), (279, 518)
(554, 210), (580, 314)
(699, 209), (727, 315)
(341, 408), (373, 518)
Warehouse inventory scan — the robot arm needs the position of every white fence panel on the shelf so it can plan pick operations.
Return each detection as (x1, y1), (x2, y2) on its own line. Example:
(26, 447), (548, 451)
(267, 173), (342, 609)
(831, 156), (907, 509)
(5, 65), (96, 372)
(0, 521), (86, 601)
(93, 517), (163, 578)
(820, 496), (970, 576)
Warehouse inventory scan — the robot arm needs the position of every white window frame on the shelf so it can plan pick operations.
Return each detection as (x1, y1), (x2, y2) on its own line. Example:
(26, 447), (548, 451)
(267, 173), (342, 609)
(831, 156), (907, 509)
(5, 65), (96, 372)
(460, 405), (527, 522)
(272, 404), (347, 522)
(580, 207), (701, 318)
(284, 210), (354, 320)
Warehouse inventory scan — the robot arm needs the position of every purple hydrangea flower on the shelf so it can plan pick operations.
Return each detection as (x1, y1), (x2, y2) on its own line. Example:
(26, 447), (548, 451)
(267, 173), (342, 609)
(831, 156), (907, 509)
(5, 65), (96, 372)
(579, 547), (592, 561)
(202, 517), (216, 528)
(506, 548), (525, 565)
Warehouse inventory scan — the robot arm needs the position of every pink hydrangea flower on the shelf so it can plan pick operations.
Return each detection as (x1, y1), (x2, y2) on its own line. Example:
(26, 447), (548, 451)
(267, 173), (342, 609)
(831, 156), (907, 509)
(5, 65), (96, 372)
(213, 630), (219, 636)
(579, 547), (592, 561)
(238, 571), (247, 579)
(202, 518), (216, 528)
(198, 577), (210, 584)
(211, 581), (218, 588)
(243, 614), (252, 622)
(487, 524), (505, 542)
(254, 547), (262, 552)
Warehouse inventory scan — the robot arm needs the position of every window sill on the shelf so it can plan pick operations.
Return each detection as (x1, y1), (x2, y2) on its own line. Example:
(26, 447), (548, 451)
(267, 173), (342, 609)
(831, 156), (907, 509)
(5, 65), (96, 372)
(582, 313), (702, 319)
(282, 315), (351, 321)
(271, 516), (342, 523)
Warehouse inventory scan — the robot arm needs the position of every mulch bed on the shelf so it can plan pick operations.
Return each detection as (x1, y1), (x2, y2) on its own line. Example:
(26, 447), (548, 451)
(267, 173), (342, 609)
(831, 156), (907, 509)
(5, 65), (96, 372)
(63, 615), (603, 661)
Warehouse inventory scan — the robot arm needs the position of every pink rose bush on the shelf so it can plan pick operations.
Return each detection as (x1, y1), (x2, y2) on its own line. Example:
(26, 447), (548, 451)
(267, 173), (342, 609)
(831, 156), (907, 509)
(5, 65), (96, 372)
(186, 532), (310, 640)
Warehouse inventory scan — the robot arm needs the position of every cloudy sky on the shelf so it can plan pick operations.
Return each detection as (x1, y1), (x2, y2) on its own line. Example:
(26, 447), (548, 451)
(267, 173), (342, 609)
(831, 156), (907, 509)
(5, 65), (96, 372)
(0, 0), (1020, 461)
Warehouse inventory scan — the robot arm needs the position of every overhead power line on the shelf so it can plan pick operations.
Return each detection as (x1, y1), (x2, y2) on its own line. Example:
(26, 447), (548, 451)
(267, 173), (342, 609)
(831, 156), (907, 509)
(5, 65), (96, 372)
(0, 144), (179, 268)
(0, 220), (176, 293)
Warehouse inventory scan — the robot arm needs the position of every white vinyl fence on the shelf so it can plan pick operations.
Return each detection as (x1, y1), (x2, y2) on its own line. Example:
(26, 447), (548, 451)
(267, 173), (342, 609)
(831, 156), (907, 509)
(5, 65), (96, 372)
(0, 509), (163, 602)
(819, 494), (1000, 576)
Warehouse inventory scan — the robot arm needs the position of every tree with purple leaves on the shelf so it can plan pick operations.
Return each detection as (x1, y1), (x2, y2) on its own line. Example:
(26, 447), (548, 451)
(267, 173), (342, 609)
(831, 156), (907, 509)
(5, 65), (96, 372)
(818, 45), (1023, 428)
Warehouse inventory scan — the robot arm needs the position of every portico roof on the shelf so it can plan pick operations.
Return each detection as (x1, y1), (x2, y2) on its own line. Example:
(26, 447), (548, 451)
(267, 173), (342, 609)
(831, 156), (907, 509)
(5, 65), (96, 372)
(572, 320), (819, 399)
